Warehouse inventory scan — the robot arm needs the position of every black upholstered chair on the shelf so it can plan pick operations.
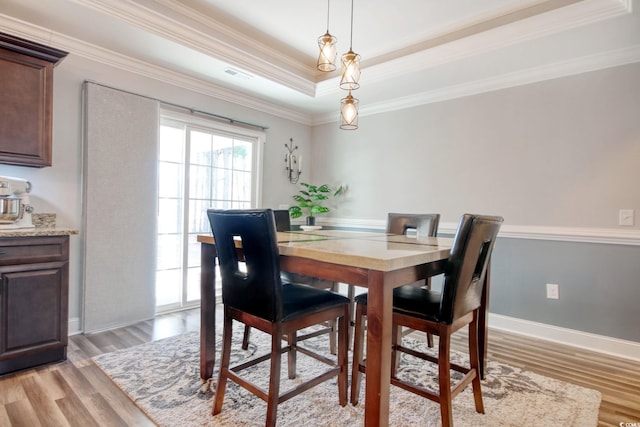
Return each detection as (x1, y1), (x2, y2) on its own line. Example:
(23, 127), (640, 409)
(241, 209), (340, 354)
(208, 209), (349, 427)
(273, 209), (291, 231)
(351, 214), (503, 427)
(386, 213), (441, 347)
(344, 213), (442, 348)
(386, 212), (440, 238)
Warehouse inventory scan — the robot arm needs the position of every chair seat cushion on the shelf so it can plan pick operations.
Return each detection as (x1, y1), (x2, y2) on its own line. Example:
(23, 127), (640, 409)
(282, 283), (349, 322)
(354, 285), (442, 322)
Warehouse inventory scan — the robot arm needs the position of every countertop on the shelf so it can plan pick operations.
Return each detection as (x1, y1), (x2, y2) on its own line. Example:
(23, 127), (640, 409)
(0, 227), (79, 237)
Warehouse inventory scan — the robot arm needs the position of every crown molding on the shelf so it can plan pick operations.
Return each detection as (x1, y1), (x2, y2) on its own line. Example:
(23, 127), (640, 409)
(71, 0), (632, 103)
(315, 0), (632, 98)
(0, 14), (314, 126)
(2, 0), (636, 128)
(313, 43), (640, 125)
(70, 0), (316, 97)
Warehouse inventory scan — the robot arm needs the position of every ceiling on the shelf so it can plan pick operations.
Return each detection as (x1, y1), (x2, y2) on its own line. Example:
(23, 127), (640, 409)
(1, 0), (639, 125)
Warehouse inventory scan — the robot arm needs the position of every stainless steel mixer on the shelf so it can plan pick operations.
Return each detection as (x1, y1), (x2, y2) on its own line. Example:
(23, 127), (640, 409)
(0, 176), (35, 229)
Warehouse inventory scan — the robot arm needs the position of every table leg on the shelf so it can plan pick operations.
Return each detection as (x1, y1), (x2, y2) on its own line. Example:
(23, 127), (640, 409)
(200, 242), (217, 380)
(364, 271), (393, 427)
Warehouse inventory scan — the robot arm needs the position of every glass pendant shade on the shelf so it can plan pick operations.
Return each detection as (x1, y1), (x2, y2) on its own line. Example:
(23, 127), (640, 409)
(317, 32), (337, 72)
(340, 91), (359, 130)
(340, 49), (361, 90)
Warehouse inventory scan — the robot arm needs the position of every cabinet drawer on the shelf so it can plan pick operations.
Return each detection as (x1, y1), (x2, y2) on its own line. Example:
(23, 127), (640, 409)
(0, 236), (69, 265)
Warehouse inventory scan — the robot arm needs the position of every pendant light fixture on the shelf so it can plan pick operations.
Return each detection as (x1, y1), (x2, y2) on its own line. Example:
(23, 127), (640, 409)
(317, 0), (337, 72)
(340, 91), (359, 130)
(340, 0), (361, 90)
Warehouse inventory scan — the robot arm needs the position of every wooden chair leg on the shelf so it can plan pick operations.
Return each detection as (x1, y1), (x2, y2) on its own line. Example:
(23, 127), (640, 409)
(212, 309), (233, 415)
(438, 327), (454, 427)
(326, 281), (340, 355)
(241, 325), (251, 350)
(266, 328), (283, 427)
(425, 278), (434, 348)
(468, 313), (485, 414)
(337, 306), (349, 406)
(350, 302), (366, 405)
(391, 323), (401, 377)
(287, 330), (297, 380)
(347, 284), (355, 347)
(426, 332), (434, 348)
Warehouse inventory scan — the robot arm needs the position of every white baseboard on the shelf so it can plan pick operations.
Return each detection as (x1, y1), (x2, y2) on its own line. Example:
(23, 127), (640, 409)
(489, 313), (640, 362)
(68, 317), (82, 336)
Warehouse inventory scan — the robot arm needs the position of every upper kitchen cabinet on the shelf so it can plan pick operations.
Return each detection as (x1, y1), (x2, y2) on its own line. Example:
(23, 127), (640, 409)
(0, 33), (67, 167)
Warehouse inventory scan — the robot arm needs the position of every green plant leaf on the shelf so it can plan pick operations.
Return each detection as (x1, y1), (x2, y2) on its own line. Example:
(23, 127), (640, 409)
(292, 195), (309, 203)
(289, 206), (302, 218)
(311, 206), (329, 214)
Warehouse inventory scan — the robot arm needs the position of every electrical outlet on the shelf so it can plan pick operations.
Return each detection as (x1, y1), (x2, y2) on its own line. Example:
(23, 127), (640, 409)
(619, 209), (634, 226)
(546, 283), (559, 300)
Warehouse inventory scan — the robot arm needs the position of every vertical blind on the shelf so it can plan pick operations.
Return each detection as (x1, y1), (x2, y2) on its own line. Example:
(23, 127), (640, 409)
(82, 82), (158, 332)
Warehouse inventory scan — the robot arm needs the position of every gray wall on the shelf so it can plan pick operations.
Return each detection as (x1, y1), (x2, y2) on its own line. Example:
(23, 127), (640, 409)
(490, 237), (640, 341)
(311, 62), (640, 343)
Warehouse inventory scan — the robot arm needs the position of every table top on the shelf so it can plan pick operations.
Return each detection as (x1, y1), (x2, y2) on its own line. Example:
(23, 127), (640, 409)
(197, 229), (453, 272)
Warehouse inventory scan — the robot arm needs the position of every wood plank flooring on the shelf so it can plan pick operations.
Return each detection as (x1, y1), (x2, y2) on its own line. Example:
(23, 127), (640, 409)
(0, 307), (638, 426)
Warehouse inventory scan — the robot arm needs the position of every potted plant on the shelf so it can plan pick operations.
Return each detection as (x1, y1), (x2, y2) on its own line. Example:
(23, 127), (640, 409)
(289, 182), (344, 226)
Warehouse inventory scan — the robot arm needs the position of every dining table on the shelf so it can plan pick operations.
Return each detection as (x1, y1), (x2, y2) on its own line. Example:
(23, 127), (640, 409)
(197, 229), (491, 427)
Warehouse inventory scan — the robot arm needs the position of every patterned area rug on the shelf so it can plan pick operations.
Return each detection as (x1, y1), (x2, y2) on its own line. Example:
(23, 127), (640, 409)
(93, 326), (601, 426)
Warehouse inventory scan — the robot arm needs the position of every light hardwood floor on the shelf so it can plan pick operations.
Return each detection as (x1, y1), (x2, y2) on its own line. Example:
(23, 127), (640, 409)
(0, 307), (638, 426)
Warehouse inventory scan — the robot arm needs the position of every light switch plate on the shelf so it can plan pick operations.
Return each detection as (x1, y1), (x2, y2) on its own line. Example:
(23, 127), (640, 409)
(619, 209), (634, 226)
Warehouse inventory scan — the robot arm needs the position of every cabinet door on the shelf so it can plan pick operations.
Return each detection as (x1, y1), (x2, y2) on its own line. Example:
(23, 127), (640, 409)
(0, 48), (53, 167)
(0, 263), (68, 358)
(0, 33), (67, 167)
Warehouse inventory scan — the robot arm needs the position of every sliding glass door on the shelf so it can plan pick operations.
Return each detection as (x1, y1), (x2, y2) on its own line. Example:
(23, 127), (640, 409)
(156, 112), (263, 312)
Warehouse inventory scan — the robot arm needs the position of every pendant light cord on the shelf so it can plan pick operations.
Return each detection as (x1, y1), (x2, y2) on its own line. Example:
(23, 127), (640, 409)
(349, 0), (354, 50)
(326, 0), (331, 32)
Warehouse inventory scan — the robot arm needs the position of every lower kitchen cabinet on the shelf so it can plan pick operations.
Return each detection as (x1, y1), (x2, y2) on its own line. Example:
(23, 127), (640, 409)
(0, 235), (69, 374)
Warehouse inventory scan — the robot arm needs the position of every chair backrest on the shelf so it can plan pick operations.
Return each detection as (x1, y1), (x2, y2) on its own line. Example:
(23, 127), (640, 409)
(273, 209), (291, 231)
(439, 214), (503, 324)
(386, 213), (440, 237)
(207, 209), (283, 322)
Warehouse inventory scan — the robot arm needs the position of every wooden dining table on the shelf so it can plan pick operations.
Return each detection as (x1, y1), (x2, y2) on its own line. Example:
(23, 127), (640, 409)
(197, 229), (491, 427)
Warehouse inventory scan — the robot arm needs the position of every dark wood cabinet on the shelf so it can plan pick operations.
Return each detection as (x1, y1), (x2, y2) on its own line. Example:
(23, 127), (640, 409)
(0, 32), (67, 167)
(0, 236), (69, 374)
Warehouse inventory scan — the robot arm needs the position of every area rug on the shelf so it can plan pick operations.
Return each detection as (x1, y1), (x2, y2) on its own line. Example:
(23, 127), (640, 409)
(92, 326), (601, 426)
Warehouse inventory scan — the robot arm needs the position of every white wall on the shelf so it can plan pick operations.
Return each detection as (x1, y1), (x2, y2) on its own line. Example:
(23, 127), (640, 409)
(0, 54), (310, 332)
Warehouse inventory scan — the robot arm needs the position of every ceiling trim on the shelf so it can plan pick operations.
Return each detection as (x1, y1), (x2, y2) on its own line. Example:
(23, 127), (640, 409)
(314, 43), (640, 125)
(1, 0), (636, 128)
(0, 14), (314, 125)
(71, 0), (631, 101)
(71, 0), (316, 97)
(316, 0), (632, 97)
